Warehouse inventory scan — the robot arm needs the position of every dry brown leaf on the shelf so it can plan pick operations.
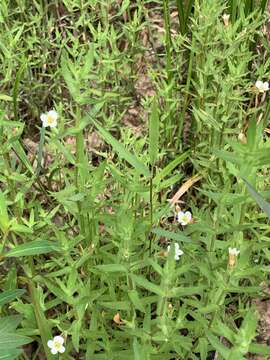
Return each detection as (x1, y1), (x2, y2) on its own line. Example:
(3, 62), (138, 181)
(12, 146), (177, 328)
(113, 313), (124, 325)
(169, 174), (202, 206)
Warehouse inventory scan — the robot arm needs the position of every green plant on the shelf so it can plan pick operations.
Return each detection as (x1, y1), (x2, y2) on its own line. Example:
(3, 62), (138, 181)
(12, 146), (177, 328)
(1, 0), (270, 359)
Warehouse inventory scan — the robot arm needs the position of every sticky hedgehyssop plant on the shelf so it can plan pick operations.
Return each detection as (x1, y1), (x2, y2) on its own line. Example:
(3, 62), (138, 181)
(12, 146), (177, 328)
(1, 1), (270, 359)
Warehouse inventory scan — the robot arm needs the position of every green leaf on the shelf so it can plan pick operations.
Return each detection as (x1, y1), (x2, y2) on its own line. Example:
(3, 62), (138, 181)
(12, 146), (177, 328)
(207, 333), (229, 359)
(149, 97), (159, 166)
(214, 149), (242, 165)
(198, 337), (208, 360)
(243, 178), (270, 219)
(94, 264), (127, 273)
(5, 240), (60, 257)
(12, 62), (26, 120)
(71, 319), (81, 352)
(0, 191), (9, 233)
(12, 141), (34, 175)
(128, 290), (146, 313)
(0, 349), (22, 360)
(0, 334), (31, 351)
(153, 151), (190, 184)
(90, 118), (150, 177)
(99, 301), (130, 310)
(170, 286), (205, 297)
(0, 289), (25, 307)
(0, 315), (22, 334)
(131, 274), (164, 296)
(152, 227), (191, 243)
(249, 343), (270, 355)
(0, 94), (12, 101)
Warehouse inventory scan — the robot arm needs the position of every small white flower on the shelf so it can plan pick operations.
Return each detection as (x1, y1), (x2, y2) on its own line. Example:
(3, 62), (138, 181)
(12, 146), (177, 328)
(255, 80), (269, 93)
(238, 131), (247, 144)
(228, 247), (240, 256)
(40, 110), (58, 128)
(222, 13), (230, 27)
(167, 243), (184, 260)
(177, 211), (192, 226)
(47, 335), (65, 355)
(228, 247), (240, 268)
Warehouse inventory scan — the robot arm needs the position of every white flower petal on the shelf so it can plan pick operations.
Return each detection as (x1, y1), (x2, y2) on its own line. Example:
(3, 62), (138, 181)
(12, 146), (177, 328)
(167, 243), (183, 260)
(263, 82), (269, 91)
(255, 80), (269, 93)
(177, 249), (184, 256)
(47, 340), (53, 349)
(177, 211), (185, 217)
(49, 120), (57, 128)
(228, 247), (240, 256)
(184, 211), (192, 221)
(51, 348), (58, 355)
(59, 345), (65, 353)
(255, 80), (263, 88)
(54, 336), (64, 345)
(177, 210), (192, 225)
(40, 113), (47, 123)
(48, 110), (58, 121)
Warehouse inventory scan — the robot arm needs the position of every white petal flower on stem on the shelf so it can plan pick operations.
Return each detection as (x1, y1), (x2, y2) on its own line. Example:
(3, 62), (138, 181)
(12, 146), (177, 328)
(47, 335), (65, 355)
(228, 247), (240, 268)
(167, 243), (184, 260)
(255, 80), (269, 93)
(222, 13), (230, 27)
(228, 247), (240, 256)
(40, 110), (58, 128)
(177, 211), (192, 226)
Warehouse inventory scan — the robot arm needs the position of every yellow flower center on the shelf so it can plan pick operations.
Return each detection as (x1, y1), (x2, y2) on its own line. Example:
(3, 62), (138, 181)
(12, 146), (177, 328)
(47, 115), (54, 124)
(54, 341), (62, 349)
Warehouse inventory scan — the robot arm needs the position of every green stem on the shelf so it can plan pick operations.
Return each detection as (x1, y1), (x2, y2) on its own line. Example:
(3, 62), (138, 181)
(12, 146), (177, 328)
(28, 268), (53, 360)
(163, 0), (172, 83)
(149, 169), (153, 255)
(37, 126), (45, 176)
(75, 107), (86, 236)
(177, 35), (195, 150)
(175, 0), (186, 34)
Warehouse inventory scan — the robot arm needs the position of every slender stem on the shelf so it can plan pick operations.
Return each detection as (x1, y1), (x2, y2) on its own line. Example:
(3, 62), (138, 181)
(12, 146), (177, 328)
(175, 0), (186, 34)
(163, 0), (174, 142)
(28, 260), (53, 360)
(75, 106), (86, 235)
(163, 0), (172, 83)
(260, 0), (267, 13)
(37, 126), (45, 176)
(149, 168), (153, 255)
(177, 34), (195, 150)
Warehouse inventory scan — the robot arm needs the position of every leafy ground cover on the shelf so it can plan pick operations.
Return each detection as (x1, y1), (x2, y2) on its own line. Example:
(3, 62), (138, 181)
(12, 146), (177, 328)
(1, 0), (270, 359)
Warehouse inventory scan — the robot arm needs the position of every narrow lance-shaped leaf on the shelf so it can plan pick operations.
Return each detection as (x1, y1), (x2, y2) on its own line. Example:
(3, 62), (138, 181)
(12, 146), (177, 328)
(90, 117), (150, 177)
(0, 191), (9, 233)
(4, 240), (60, 257)
(0, 289), (25, 307)
(243, 178), (270, 219)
